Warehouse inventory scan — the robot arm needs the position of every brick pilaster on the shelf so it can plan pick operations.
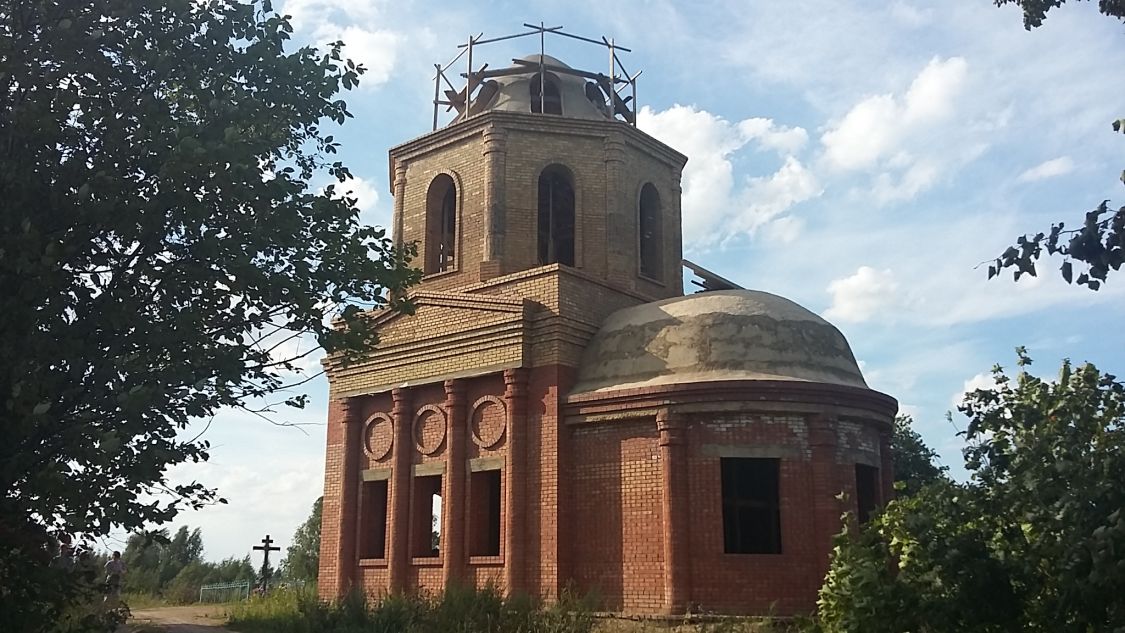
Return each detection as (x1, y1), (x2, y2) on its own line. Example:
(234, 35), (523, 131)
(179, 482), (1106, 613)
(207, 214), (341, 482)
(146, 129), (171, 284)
(603, 134), (630, 286)
(388, 387), (413, 593)
(808, 414), (841, 597)
(392, 163), (407, 248)
(503, 368), (528, 595)
(480, 126), (507, 280)
(318, 397), (360, 598)
(442, 379), (467, 587)
(658, 409), (690, 614)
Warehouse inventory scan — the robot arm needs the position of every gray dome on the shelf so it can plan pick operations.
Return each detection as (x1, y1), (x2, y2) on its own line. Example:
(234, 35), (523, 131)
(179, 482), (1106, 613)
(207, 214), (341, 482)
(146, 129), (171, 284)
(454, 54), (613, 123)
(572, 290), (868, 394)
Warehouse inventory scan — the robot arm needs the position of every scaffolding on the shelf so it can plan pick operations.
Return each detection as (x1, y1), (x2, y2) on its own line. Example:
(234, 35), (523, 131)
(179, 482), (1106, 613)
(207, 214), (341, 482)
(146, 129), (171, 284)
(432, 23), (641, 130)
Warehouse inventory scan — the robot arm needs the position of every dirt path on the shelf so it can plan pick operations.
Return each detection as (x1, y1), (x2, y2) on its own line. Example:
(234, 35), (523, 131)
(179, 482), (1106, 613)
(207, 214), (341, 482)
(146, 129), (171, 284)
(127, 605), (234, 632)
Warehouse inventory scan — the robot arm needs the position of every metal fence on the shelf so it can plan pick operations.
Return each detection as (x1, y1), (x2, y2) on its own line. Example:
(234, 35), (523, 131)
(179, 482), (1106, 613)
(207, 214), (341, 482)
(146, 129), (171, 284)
(198, 580), (251, 603)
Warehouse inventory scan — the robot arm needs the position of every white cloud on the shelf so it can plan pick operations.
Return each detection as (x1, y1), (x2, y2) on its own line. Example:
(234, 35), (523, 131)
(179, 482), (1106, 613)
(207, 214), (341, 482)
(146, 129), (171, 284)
(889, 2), (934, 27)
(638, 104), (819, 247)
(343, 175), (381, 223)
(952, 371), (999, 408)
(280, 0), (400, 88)
(757, 215), (806, 244)
(822, 56), (968, 172)
(871, 159), (941, 203)
(323, 26), (400, 86)
(162, 452), (325, 560)
(1017, 156), (1075, 182)
(824, 266), (900, 323)
(735, 156), (822, 236)
(327, 175), (389, 229)
(737, 118), (809, 154)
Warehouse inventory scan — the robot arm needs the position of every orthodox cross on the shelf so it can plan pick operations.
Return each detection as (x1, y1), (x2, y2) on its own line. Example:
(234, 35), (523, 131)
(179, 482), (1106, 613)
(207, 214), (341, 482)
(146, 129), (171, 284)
(252, 534), (281, 589)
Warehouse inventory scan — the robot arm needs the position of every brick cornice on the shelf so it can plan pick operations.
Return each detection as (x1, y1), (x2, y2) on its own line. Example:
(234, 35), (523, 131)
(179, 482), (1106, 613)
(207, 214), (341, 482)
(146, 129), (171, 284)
(388, 110), (687, 191)
(565, 379), (898, 426)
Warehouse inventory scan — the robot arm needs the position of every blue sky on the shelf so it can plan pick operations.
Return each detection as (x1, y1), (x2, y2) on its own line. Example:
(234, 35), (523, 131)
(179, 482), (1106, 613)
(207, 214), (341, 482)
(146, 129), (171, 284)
(119, 0), (1124, 562)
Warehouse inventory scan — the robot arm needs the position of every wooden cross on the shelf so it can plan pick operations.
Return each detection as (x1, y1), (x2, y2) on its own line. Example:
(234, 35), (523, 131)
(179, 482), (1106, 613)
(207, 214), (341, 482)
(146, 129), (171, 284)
(252, 534), (281, 589)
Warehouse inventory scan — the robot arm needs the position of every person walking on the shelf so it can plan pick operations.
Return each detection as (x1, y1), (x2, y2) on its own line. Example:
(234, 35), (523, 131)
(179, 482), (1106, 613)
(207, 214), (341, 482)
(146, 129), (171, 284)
(103, 551), (126, 604)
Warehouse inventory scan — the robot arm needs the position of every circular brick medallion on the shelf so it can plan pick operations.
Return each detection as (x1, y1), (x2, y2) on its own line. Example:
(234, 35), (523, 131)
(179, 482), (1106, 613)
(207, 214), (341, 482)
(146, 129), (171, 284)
(363, 413), (393, 461)
(413, 405), (447, 455)
(470, 397), (506, 449)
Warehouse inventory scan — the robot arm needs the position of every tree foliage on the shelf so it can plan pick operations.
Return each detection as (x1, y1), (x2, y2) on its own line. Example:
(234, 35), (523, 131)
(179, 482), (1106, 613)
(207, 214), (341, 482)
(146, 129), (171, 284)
(993, 0), (1125, 28)
(990, 0), (1124, 288)
(816, 352), (1125, 632)
(0, 0), (417, 628)
(280, 497), (321, 582)
(889, 415), (949, 496)
(121, 525), (255, 603)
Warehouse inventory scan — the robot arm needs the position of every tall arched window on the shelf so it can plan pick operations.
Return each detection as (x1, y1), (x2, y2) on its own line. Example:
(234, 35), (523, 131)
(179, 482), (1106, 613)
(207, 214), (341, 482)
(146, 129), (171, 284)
(425, 174), (457, 274)
(537, 165), (575, 266)
(638, 183), (663, 280)
(530, 73), (562, 115)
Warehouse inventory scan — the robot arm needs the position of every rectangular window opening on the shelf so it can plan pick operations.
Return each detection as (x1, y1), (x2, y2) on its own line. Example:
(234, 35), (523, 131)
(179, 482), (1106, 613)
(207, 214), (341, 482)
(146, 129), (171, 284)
(412, 475), (442, 558)
(359, 480), (388, 559)
(469, 469), (502, 557)
(721, 457), (782, 554)
(855, 464), (880, 524)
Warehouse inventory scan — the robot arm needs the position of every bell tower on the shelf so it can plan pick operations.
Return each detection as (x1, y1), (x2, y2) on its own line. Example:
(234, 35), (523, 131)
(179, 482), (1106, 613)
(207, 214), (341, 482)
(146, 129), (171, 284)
(388, 49), (686, 299)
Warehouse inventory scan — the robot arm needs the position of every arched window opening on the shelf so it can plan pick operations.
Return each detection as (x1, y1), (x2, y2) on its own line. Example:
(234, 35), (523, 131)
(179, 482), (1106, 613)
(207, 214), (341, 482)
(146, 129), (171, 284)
(638, 183), (664, 280)
(424, 174), (457, 274)
(537, 165), (575, 267)
(530, 73), (562, 115)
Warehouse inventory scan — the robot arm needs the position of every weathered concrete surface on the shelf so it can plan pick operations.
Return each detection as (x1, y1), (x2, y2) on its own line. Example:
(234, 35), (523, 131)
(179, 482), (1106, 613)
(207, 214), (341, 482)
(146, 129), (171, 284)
(572, 289), (868, 393)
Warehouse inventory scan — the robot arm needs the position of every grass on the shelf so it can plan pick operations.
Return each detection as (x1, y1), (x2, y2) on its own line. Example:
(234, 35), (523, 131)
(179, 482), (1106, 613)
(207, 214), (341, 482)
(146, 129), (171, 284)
(227, 584), (597, 633)
(225, 585), (804, 633)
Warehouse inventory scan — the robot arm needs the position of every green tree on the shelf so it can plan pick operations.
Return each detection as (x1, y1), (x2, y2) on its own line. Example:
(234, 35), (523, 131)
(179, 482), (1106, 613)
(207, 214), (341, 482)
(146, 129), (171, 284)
(0, 1), (417, 628)
(989, 1), (1124, 289)
(993, 0), (1124, 28)
(121, 529), (168, 595)
(280, 497), (322, 582)
(890, 415), (949, 496)
(816, 352), (1125, 632)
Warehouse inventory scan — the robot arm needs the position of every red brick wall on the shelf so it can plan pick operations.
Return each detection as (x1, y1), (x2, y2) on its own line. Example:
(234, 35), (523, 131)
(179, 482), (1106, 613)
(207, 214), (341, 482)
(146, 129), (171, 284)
(569, 420), (665, 612)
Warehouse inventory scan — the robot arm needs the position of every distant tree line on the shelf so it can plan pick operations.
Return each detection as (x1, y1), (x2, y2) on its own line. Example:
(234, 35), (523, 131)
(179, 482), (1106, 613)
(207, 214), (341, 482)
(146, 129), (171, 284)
(122, 501), (322, 605)
(121, 526), (255, 604)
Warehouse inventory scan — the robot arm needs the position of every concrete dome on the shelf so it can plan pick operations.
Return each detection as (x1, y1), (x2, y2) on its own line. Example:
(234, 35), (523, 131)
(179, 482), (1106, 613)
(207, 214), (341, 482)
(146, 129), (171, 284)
(454, 54), (613, 123)
(572, 290), (868, 393)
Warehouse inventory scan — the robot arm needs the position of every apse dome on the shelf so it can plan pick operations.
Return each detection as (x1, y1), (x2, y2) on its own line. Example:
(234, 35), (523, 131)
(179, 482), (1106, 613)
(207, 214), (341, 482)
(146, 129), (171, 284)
(572, 290), (868, 393)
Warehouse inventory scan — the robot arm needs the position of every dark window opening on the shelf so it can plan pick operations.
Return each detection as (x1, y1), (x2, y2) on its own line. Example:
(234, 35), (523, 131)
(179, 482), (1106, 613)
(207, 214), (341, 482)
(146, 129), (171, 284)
(412, 475), (442, 557)
(638, 183), (664, 280)
(470, 469), (502, 556)
(425, 175), (457, 274)
(537, 165), (575, 266)
(359, 480), (388, 559)
(721, 458), (782, 554)
(530, 73), (562, 115)
(855, 464), (880, 524)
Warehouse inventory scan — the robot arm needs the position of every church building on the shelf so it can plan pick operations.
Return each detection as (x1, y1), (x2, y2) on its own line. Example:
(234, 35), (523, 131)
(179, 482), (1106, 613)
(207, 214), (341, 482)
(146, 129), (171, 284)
(317, 38), (897, 616)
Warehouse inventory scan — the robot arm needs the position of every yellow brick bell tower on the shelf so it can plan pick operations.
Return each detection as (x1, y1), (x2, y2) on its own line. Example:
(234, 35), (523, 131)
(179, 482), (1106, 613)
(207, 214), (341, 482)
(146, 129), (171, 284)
(318, 26), (688, 604)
